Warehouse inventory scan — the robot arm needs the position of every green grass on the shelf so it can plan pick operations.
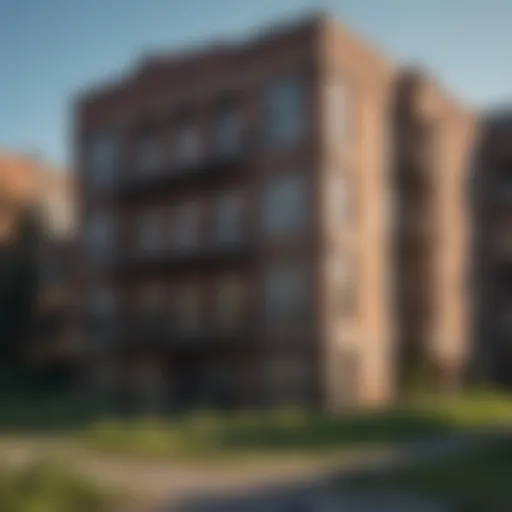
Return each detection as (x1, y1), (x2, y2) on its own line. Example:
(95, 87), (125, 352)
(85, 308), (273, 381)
(0, 461), (120, 512)
(352, 437), (512, 510)
(1, 392), (511, 463)
(79, 393), (512, 461)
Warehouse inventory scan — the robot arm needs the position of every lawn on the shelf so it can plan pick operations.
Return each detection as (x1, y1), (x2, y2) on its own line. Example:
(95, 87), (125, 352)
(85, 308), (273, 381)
(351, 436), (512, 511)
(0, 460), (120, 512)
(79, 392), (512, 461)
(1, 392), (511, 462)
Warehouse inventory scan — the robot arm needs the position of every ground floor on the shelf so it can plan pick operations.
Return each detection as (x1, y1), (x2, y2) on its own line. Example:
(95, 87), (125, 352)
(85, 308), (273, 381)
(92, 347), (321, 413)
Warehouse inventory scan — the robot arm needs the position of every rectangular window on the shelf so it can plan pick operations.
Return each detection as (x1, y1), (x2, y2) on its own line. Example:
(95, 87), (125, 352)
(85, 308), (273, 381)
(135, 284), (167, 337)
(176, 284), (202, 334)
(215, 276), (243, 332)
(173, 120), (202, 167)
(86, 287), (116, 339)
(171, 201), (200, 250)
(87, 131), (118, 188)
(138, 209), (162, 252)
(263, 173), (307, 236)
(136, 134), (165, 174)
(86, 212), (114, 261)
(215, 103), (242, 158)
(264, 75), (307, 148)
(214, 191), (243, 245)
(263, 263), (309, 329)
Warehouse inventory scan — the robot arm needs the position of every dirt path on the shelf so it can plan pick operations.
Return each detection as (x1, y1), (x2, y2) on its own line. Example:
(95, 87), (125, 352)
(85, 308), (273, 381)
(0, 432), (501, 511)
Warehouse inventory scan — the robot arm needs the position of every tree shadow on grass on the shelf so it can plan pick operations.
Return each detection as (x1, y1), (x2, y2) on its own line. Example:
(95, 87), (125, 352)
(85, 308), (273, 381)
(213, 408), (463, 454)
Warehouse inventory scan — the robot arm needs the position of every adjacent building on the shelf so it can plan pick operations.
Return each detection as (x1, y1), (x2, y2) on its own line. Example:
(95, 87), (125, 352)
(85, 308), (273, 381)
(394, 70), (476, 390)
(472, 110), (512, 386)
(76, 14), (476, 412)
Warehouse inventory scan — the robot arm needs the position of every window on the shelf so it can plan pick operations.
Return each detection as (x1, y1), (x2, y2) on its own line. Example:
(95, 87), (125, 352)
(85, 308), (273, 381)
(214, 191), (243, 245)
(263, 263), (309, 328)
(86, 288), (116, 338)
(87, 132), (118, 188)
(137, 135), (164, 173)
(215, 276), (243, 332)
(176, 285), (202, 334)
(325, 80), (350, 147)
(264, 75), (307, 147)
(263, 173), (307, 236)
(171, 201), (200, 250)
(137, 284), (166, 328)
(86, 213), (113, 260)
(174, 121), (202, 167)
(138, 210), (162, 252)
(215, 104), (242, 157)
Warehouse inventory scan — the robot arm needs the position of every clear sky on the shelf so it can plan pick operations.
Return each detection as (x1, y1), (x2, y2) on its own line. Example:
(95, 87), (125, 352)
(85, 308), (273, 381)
(1, 0), (511, 167)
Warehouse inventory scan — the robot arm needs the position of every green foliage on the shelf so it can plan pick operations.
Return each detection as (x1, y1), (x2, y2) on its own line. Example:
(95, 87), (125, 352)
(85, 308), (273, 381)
(1, 392), (511, 464)
(0, 461), (116, 512)
(0, 206), (41, 364)
(80, 393), (512, 462)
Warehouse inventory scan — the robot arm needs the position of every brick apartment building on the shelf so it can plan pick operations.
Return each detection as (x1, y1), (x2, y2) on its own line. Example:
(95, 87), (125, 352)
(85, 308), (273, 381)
(394, 70), (476, 390)
(472, 110), (512, 386)
(76, 14), (476, 412)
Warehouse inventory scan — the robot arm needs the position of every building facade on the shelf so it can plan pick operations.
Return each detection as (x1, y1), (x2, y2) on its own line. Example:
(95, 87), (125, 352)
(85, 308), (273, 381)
(76, 15), (475, 412)
(394, 70), (476, 390)
(472, 111), (512, 386)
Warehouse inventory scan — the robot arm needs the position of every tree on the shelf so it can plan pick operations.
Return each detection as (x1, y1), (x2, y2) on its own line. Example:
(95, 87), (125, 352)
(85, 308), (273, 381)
(0, 206), (41, 367)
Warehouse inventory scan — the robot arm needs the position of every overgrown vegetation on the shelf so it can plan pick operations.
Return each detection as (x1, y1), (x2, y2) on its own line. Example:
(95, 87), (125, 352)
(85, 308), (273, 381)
(80, 393), (512, 461)
(1, 392), (510, 462)
(0, 461), (118, 512)
(0, 207), (40, 365)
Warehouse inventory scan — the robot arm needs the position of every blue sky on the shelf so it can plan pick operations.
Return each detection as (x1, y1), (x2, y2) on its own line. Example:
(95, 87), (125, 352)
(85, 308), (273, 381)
(1, 0), (511, 167)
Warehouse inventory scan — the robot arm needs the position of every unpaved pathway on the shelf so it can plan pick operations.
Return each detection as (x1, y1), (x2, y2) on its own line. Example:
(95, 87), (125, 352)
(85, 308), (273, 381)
(0, 432), (503, 511)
